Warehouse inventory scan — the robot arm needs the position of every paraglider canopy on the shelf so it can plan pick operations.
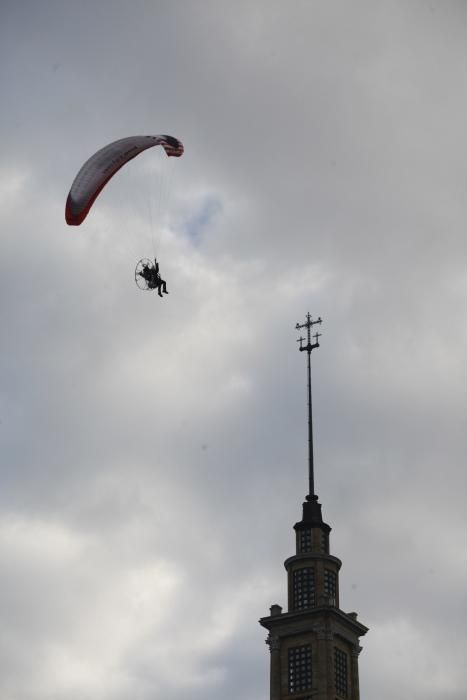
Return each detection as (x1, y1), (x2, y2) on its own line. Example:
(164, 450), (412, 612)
(65, 134), (184, 226)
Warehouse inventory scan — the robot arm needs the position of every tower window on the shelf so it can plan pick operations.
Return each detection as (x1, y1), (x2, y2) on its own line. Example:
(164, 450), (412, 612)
(320, 530), (328, 552)
(324, 569), (337, 600)
(334, 647), (348, 698)
(288, 645), (312, 693)
(292, 567), (315, 610)
(299, 528), (312, 552)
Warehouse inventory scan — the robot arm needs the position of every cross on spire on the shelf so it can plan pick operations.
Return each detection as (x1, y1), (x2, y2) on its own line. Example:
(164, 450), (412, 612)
(295, 312), (322, 500)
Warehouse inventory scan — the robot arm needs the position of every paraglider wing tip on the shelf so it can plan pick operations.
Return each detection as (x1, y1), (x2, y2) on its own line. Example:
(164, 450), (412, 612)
(66, 190), (98, 225)
(161, 135), (184, 157)
(65, 195), (78, 225)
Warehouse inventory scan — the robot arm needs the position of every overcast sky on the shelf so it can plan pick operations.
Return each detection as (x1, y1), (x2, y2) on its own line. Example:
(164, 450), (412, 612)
(1, 2), (467, 699)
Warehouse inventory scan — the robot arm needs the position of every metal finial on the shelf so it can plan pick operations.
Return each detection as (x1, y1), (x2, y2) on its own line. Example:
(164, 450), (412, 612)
(295, 313), (323, 499)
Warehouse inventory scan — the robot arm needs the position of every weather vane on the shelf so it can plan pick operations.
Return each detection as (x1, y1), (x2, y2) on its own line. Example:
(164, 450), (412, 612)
(295, 312), (322, 500)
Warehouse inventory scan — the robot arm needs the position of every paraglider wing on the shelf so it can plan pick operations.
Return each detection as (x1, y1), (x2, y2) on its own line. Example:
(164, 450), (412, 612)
(65, 135), (184, 226)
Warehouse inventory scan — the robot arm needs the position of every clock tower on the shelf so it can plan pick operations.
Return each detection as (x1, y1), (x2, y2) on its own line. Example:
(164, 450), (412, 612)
(259, 314), (368, 700)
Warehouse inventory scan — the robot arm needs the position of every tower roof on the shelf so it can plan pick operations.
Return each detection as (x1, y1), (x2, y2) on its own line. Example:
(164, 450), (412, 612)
(294, 493), (331, 533)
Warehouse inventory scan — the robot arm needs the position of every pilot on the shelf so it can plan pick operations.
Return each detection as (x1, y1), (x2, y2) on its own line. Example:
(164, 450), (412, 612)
(151, 259), (169, 297)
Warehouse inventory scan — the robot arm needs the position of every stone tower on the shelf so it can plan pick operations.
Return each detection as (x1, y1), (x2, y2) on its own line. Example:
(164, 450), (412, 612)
(259, 315), (368, 700)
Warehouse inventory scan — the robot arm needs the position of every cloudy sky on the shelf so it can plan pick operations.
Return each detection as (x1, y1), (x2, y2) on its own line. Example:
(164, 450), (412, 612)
(2, 2), (467, 699)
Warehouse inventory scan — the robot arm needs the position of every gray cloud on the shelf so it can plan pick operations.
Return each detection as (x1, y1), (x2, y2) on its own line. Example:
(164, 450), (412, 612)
(1, 2), (466, 699)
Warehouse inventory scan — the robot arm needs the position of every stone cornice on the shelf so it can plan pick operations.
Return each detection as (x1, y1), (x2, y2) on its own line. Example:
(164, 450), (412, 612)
(283, 552), (342, 570)
(259, 605), (369, 639)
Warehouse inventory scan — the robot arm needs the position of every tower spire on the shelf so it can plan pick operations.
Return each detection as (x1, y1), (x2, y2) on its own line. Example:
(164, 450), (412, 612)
(295, 312), (322, 500)
(260, 316), (368, 700)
